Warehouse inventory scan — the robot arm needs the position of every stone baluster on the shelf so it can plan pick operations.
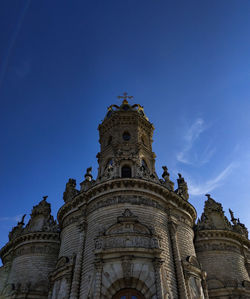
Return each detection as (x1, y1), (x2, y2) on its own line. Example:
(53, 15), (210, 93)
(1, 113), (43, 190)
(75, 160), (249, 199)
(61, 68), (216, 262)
(69, 219), (87, 299)
(169, 221), (188, 299)
(153, 257), (164, 299)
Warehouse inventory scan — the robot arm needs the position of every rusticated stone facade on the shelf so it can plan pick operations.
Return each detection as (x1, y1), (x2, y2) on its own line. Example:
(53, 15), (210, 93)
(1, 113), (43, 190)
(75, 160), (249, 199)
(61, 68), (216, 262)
(0, 95), (249, 299)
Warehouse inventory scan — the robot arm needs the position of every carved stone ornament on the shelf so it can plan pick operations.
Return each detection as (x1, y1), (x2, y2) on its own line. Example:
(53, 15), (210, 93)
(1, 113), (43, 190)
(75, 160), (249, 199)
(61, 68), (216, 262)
(161, 166), (174, 191)
(7, 198), (59, 243)
(94, 209), (162, 253)
(196, 194), (232, 231)
(229, 208), (249, 238)
(8, 215), (26, 241)
(188, 276), (205, 299)
(175, 173), (189, 201)
(121, 256), (134, 286)
(63, 178), (79, 203)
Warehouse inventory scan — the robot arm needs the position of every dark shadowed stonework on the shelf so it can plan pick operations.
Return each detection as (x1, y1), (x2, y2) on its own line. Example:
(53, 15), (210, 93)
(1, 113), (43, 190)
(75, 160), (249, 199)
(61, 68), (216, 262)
(0, 96), (250, 299)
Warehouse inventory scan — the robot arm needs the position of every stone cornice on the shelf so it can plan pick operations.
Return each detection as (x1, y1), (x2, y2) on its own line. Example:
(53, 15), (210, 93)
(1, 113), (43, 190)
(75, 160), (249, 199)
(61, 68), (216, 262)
(0, 231), (59, 261)
(99, 111), (154, 134)
(57, 178), (196, 225)
(195, 229), (250, 248)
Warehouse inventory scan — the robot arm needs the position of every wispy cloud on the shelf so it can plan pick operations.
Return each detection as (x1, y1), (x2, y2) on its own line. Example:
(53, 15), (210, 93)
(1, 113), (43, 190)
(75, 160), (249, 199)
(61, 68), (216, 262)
(188, 162), (235, 196)
(0, 0), (31, 90)
(176, 118), (215, 166)
(0, 215), (23, 223)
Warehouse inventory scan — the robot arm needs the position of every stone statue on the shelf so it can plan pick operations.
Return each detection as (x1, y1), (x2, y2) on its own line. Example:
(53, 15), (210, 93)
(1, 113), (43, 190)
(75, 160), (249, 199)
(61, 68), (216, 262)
(176, 173), (189, 200)
(85, 167), (93, 181)
(8, 214), (26, 241)
(63, 178), (79, 203)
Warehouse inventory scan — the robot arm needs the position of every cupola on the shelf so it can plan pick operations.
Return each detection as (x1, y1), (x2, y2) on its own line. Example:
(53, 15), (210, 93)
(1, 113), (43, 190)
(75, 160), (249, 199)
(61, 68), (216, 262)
(96, 93), (158, 182)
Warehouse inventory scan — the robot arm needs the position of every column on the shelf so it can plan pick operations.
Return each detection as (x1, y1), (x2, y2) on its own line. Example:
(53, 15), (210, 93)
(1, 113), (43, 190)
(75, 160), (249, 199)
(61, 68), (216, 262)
(69, 219), (87, 299)
(169, 221), (188, 299)
(93, 258), (103, 299)
(153, 257), (164, 299)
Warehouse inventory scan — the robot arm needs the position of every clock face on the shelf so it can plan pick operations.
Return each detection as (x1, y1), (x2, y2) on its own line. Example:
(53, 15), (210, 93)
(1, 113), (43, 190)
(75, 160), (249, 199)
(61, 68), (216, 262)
(123, 132), (131, 141)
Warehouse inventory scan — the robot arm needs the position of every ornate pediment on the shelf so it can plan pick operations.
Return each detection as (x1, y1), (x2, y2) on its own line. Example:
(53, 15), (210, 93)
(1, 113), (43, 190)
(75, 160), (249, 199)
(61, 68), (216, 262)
(196, 194), (231, 231)
(94, 209), (161, 253)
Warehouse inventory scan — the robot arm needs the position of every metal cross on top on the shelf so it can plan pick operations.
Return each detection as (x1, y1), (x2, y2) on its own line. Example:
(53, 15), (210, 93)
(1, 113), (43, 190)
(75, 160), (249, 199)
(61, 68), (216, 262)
(117, 92), (134, 101)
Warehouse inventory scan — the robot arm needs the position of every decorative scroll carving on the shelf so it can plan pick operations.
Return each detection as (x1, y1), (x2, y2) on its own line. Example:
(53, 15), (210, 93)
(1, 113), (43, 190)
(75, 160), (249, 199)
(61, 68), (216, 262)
(8, 215), (26, 241)
(94, 209), (161, 253)
(196, 194), (232, 231)
(24, 197), (59, 234)
(8, 197), (59, 244)
(195, 242), (241, 254)
(161, 166), (174, 191)
(14, 243), (59, 257)
(188, 276), (205, 299)
(229, 208), (248, 238)
(87, 195), (166, 215)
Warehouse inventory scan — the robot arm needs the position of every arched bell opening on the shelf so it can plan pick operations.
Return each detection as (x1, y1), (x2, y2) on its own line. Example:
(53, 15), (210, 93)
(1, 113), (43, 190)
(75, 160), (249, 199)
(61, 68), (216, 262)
(112, 288), (145, 299)
(121, 165), (132, 178)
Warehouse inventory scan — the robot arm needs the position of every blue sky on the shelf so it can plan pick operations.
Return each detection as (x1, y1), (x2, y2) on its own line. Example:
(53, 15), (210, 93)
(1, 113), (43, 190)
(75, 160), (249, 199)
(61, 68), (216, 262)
(0, 0), (250, 251)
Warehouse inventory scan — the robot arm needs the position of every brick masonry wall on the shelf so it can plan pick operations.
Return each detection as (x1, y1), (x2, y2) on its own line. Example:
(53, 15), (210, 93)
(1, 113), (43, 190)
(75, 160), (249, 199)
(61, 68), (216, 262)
(177, 223), (196, 260)
(59, 222), (80, 258)
(8, 253), (57, 291)
(0, 264), (10, 297)
(197, 250), (249, 284)
(79, 197), (180, 299)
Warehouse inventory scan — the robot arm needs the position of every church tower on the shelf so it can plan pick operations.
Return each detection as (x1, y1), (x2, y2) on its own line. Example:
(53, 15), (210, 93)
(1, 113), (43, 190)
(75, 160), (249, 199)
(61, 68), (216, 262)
(1, 94), (249, 299)
(96, 93), (158, 183)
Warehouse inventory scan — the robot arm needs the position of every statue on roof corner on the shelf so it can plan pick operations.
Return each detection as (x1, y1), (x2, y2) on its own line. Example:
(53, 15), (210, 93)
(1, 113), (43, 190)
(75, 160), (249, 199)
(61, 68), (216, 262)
(63, 178), (79, 203)
(8, 214), (26, 241)
(176, 173), (189, 200)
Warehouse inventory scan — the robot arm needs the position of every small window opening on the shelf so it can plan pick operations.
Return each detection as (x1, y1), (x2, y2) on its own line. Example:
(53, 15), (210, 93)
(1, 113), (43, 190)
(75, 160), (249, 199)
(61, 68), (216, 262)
(107, 136), (112, 146)
(123, 131), (131, 141)
(142, 159), (148, 169)
(122, 165), (132, 178)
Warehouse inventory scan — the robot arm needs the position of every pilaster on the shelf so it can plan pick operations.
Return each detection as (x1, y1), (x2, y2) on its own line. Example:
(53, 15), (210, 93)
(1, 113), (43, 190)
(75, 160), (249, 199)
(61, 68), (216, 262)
(153, 257), (164, 299)
(69, 219), (87, 299)
(93, 258), (103, 299)
(169, 221), (188, 299)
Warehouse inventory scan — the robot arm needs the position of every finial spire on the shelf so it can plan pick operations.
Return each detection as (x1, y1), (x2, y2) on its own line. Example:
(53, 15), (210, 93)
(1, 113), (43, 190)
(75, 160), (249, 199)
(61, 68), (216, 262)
(43, 195), (48, 201)
(117, 92), (134, 104)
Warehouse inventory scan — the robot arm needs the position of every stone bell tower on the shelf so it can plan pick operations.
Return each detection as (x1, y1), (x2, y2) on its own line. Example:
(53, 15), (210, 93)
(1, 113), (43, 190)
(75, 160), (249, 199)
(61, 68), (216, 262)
(96, 93), (158, 183)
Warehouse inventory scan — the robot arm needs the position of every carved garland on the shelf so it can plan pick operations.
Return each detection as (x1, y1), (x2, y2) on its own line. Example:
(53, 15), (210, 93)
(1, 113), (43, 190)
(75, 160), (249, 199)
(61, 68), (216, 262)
(195, 230), (250, 248)
(0, 232), (59, 259)
(57, 178), (196, 224)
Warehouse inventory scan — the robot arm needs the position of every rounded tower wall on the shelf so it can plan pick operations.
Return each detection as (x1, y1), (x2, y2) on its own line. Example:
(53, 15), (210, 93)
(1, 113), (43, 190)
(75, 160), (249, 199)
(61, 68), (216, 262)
(58, 211), (82, 258)
(6, 235), (59, 297)
(177, 222), (196, 260)
(195, 233), (250, 285)
(78, 179), (196, 299)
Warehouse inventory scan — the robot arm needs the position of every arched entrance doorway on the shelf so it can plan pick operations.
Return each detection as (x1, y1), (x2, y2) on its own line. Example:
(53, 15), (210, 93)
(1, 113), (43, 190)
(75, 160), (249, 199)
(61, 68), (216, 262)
(113, 288), (145, 299)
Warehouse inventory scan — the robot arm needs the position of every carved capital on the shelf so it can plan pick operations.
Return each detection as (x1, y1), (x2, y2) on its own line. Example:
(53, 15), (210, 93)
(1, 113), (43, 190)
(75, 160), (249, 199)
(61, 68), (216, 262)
(153, 257), (164, 270)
